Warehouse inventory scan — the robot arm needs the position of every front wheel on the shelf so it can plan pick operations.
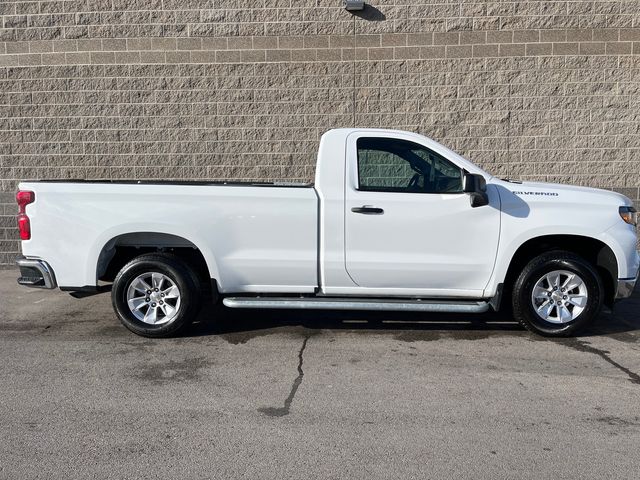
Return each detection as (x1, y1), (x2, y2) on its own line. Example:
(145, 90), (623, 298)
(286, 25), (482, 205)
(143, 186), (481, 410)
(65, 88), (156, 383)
(111, 253), (202, 338)
(512, 251), (603, 337)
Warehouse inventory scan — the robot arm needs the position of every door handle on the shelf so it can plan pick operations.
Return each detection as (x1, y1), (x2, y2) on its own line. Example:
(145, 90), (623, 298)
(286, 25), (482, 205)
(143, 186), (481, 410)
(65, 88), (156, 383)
(351, 206), (384, 215)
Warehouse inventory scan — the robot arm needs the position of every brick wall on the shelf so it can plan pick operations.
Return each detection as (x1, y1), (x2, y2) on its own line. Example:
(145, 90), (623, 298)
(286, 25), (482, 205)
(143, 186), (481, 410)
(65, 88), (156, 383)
(1, 1), (639, 267)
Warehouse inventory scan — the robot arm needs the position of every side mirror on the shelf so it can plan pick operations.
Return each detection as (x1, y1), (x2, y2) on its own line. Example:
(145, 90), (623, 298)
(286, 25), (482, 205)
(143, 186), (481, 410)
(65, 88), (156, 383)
(463, 173), (489, 208)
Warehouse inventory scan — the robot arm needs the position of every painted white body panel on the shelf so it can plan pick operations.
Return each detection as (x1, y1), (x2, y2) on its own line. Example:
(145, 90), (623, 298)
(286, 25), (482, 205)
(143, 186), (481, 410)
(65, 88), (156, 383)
(18, 128), (639, 300)
(20, 183), (318, 292)
(342, 130), (500, 297)
(483, 179), (639, 296)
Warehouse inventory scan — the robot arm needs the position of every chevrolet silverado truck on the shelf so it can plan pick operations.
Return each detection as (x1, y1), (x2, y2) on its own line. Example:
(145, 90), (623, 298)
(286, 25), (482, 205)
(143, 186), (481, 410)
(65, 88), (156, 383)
(15, 129), (639, 338)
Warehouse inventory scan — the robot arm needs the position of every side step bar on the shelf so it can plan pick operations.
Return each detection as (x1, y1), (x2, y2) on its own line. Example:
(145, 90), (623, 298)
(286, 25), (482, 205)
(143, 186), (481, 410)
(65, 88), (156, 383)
(222, 297), (490, 313)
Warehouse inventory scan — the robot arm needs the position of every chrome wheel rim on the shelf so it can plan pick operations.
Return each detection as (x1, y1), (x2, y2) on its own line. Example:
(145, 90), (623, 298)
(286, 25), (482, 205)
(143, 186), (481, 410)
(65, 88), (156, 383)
(126, 272), (181, 325)
(531, 270), (588, 324)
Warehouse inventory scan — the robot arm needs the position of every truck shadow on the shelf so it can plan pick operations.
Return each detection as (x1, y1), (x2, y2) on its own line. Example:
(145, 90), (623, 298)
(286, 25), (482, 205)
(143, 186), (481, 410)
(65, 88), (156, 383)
(186, 301), (639, 341)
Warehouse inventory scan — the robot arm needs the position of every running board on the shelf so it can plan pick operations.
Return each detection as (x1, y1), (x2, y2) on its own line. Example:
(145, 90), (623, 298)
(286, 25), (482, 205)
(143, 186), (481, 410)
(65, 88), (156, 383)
(222, 297), (490, 313)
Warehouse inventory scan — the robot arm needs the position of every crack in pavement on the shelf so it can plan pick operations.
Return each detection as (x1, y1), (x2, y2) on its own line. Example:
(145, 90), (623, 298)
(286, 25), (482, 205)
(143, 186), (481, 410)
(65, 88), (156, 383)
(560, 338), (640, 385)
(258, 335), (311, 417)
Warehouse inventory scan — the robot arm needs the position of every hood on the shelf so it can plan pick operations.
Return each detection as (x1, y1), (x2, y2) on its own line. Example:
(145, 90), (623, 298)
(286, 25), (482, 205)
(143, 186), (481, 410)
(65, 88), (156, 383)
(491, 179), (634, 208)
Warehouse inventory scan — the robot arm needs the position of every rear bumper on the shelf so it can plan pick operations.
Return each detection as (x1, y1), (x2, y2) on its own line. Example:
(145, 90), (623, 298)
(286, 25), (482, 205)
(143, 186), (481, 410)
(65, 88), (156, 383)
(16, 256), (57, 289)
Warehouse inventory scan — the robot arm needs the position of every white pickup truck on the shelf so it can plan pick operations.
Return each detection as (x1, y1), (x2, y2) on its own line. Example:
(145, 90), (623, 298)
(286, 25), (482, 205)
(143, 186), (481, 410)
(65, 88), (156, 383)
(15, 129), (639, 338)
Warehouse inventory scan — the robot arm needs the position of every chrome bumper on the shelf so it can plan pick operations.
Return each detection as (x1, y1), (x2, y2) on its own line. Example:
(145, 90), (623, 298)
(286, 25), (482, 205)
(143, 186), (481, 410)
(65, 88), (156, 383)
(615, 275), (638, 299)
(615, 248), (640, 300)
(16, 256), (57, 289)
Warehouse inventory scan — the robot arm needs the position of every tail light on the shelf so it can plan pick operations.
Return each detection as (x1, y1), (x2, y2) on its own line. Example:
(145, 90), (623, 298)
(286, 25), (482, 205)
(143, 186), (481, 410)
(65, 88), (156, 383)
(16, 190), (35, 240)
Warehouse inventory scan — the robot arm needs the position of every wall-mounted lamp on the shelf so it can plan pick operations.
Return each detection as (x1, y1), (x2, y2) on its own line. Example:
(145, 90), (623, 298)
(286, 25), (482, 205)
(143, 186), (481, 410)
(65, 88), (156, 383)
(344, 0), (365, 11)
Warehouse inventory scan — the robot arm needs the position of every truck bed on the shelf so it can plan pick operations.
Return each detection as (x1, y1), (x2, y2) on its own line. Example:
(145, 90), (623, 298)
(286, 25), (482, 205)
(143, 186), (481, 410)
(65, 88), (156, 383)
(19, 180), (319, 292)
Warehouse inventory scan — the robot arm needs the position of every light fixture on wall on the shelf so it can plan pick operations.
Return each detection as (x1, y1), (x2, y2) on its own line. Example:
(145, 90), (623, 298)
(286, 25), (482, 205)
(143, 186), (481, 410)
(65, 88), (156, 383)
(344, 0), (365, 11)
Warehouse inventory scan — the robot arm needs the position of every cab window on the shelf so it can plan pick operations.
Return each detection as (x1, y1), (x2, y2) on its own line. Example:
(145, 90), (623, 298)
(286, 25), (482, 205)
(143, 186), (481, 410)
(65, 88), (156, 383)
(357, 137), (463, 193)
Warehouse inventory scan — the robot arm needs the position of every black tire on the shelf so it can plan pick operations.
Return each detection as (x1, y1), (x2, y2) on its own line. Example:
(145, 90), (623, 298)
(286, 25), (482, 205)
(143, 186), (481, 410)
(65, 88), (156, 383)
(111, 253), (202, 338)
(512, 250), (603, 337)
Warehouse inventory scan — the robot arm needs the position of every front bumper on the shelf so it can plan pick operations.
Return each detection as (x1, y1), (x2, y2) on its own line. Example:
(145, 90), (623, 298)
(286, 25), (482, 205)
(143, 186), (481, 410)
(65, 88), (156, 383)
(616, 275), (637, 299)
(615, 248), (638, 299)
(16, 256), (57, 289)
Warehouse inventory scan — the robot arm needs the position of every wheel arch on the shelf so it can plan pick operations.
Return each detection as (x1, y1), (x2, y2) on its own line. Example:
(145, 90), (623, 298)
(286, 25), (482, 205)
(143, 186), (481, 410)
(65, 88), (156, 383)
(95, 232), (220, 290)
(501, 234), (618, 307)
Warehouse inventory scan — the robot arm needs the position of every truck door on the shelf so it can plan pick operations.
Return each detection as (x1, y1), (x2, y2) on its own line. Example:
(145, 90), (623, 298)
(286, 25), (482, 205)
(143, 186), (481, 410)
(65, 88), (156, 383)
(344, 132), (500, 295)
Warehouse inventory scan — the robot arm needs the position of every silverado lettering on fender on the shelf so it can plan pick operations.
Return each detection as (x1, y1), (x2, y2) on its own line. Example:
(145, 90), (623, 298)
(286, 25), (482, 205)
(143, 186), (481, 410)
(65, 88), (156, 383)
(15, 129), (640, 337)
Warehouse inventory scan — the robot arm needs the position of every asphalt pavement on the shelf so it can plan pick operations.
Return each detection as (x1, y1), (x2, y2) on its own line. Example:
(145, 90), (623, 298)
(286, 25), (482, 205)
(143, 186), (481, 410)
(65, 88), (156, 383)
(0, 269), (639, 479)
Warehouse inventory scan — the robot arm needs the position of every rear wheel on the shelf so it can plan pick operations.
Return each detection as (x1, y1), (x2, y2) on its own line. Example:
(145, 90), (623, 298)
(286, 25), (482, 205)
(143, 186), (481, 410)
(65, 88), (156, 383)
(512, 251), (603, 337)
(111, 253), (202, 337)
